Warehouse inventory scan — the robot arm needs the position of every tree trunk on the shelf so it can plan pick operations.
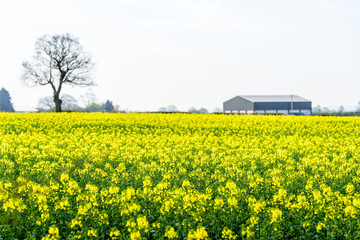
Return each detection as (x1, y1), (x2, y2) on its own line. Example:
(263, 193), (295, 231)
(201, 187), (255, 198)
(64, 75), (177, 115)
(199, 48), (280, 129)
(54, 95), (62, 112)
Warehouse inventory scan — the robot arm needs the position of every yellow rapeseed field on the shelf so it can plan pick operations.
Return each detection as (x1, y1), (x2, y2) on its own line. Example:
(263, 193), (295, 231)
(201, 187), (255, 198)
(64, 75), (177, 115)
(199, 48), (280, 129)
(0, 113), (360, 239)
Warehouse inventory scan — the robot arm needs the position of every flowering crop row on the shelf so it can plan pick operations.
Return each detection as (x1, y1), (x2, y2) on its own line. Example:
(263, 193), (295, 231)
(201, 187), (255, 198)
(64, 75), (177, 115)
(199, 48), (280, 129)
(0, 113), (360, 239)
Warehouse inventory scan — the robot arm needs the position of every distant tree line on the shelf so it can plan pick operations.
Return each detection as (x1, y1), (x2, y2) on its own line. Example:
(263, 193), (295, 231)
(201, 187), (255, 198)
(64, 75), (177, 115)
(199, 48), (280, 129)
(188, 107), (209, 114)
(37, 92), (117, 113)
(312, 104), (360, 116)
(157, 106), (222, 114)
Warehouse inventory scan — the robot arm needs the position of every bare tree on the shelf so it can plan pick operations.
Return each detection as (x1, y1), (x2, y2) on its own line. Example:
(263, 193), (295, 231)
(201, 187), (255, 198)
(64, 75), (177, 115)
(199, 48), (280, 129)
(61, 94), (81, 111)
(22, 33), (95, 112)
(37, 96), (54, 112)
(198, 108), (208, 114)
(188, 107), (197, 113)
(213, 107), (222, 113)
(80, 92), (98, 109)
(338, 105), (344, 114)
(167, 105), (178, 112)
(158, 107), (167, 112)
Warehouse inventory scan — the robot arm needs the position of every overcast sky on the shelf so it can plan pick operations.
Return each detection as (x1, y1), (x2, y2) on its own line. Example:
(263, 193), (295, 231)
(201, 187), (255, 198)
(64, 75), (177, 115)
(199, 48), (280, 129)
(1, 0), (359, 111)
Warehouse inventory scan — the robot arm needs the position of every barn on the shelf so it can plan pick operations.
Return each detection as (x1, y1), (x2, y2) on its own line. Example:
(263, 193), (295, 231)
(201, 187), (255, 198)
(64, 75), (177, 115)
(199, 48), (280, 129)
(223, 95), (312, 115)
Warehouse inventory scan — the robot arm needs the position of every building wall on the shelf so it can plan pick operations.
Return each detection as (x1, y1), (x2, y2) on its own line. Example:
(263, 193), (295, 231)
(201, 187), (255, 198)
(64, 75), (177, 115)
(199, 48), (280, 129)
(223, 96), (312, 115)
(223, 96), (254, 112)
(254, 102), (312, 111)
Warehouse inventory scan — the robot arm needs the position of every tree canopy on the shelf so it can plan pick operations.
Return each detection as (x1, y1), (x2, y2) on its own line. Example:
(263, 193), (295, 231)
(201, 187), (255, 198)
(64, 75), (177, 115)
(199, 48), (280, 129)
(104, 100), (115, 112)
(0, 88), (15, 112)
(22, 33), (95, 112)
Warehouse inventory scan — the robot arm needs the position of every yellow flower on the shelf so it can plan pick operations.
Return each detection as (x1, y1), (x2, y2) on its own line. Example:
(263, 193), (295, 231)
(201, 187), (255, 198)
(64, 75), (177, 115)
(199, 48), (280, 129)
(270, 208), (283, 224)
(302, 221), (311, 228)
(273, 188), (287, 204)
(316, 222), (326, 232)
(182, 180), (191, 188)
(110, 229), (121, 239)
(152, 222), (161, 229)
(214, 198), (224, 210)
(109, 186), (120, 194)
(87, 229), (98, 237)
(60, 173), (69, 182)
(249, 216), (258, 227)
(165, 227), (178, 239)
(248, 197), (266, 214)
(4, 182), (12, 189)
(344, 205), (356, 218)
(222, 227), (237, 239)
(55, 198), (70, 210)
(70, 219), (82, 228)
(128, 203), (141, 214)
(228, 197), (238, 208)
(346, 184), (355, 194)
(188, 226), (208, 240)
(225, 181), (239, 195)
(126, 219), (137, 230)
(241, 226), (254, 238)
(48, 226), (59, 238)
(353, 198), (360, 208)
(143, 177), (152, 188)
(130, 230), (142, 240)
(162, 199), (175, 213)
(78, 203), (91, 215)
(137, 216), (149, 231)
(312, 190), (323, 203)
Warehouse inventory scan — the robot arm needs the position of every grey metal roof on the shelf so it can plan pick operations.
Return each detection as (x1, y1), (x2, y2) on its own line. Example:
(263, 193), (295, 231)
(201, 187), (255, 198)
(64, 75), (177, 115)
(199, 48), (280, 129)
(240, 95), (310, 102)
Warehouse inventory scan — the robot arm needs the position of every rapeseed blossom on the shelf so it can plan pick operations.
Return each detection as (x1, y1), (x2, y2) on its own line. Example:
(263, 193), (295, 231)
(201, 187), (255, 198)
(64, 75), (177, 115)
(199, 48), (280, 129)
(165, 227), (178, 239)
(188, 226), (208, 240)
(222, 227), (237, 239)
(0, 113), (360, 239)
(87, 228), (98, 237)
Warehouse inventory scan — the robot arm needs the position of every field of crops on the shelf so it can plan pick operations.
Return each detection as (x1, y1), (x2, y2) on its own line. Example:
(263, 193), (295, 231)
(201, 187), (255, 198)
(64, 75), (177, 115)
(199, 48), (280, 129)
(0, 113), (360, 239)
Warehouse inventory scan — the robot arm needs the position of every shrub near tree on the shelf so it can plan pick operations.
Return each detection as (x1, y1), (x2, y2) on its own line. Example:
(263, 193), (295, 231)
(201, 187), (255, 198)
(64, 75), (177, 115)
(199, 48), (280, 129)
(0, 88), (15, 112)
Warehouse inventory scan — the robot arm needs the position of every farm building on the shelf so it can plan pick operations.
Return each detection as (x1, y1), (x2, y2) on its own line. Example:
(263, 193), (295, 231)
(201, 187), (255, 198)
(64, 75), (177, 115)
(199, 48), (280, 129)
(223, 95), (312, 115)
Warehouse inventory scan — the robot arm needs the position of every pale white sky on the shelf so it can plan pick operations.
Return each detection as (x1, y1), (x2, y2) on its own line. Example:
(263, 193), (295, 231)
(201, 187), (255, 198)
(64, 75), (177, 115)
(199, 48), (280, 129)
(0, 0), (359, 111)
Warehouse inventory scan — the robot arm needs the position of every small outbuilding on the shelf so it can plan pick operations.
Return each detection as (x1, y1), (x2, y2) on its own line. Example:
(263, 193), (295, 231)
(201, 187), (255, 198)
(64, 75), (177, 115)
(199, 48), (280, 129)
(223, 95), (312, 115)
